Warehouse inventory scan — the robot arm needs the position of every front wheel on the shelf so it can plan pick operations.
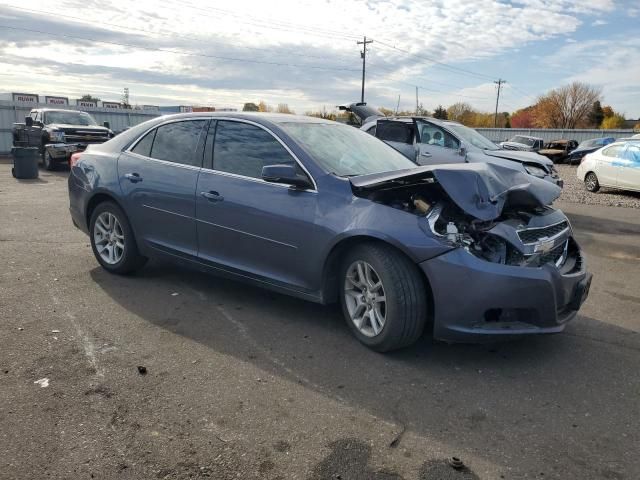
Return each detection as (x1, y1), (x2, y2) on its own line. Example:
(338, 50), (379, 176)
(339, 243), (428, 352)
(585, 172), (600, 192)
(42, 150), (55, 171)
(89, 201), (147, 274)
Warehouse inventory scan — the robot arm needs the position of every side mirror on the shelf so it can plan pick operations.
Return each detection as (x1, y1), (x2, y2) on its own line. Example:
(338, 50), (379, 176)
(262, 164), (312, 190)
(458, 142), (467, 157)
(103, 121), (110, 129)
(25, 116), (34, 127)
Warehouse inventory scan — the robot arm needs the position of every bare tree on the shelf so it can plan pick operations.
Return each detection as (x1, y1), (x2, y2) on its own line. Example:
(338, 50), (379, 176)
(276, 103), (294, 114)
(532, 82), (601, 129)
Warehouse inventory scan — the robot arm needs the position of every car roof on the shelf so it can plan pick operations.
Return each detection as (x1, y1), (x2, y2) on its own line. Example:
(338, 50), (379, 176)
(147, 111), (337, 126)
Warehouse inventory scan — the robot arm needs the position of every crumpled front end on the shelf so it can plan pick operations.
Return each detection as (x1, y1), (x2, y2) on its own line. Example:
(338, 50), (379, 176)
(420, 205), (591, 342)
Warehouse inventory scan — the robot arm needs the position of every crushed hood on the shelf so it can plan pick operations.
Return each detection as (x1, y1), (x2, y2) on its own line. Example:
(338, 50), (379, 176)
(350, 163), (562, 221)
(485, 149), (554, 168)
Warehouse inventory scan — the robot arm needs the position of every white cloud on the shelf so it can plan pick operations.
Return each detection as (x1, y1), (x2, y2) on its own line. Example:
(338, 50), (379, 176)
(591, 19), (608, 26)
(0, 0), (629, 113)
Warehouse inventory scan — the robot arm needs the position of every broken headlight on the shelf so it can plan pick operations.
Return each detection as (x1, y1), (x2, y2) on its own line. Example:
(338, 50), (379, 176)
(524, 164), (547, 178)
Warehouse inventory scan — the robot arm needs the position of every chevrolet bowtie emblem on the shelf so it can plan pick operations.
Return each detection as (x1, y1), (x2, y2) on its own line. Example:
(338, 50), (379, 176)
(534, 237), (555, 253)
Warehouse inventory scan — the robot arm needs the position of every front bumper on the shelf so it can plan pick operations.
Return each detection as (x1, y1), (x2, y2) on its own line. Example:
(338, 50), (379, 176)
(420, 246), (591, 342)
(45, 143), (89, 160)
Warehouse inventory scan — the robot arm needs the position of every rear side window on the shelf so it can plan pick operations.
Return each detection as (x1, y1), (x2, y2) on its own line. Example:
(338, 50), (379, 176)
(150, 120), (206, 167)
(212, 121), (295, 179)
(602, 145), (623, 158)
(377, 122), (413, 144)
(131, 130), (156, 157)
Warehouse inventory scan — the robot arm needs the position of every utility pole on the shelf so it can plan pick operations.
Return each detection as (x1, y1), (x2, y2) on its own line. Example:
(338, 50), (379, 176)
(415, 86), (419, 114)
(395, 95), (400, 115)
(494, 79), (506, 127)
(357, 36), (373, 103)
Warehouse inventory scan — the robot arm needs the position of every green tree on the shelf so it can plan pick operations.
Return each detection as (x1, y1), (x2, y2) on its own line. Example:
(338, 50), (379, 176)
(588, 101), (604, 127)
(433, 105), (448, 120)
(80, 94), (100, 103)
(242, 102), (260, 112)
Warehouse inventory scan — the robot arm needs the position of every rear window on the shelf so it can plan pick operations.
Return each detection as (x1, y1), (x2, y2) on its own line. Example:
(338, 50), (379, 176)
(131, 130), (156, 157)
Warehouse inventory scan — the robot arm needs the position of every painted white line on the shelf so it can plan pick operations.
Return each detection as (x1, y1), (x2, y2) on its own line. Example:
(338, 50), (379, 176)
(34, 377), (50, 388)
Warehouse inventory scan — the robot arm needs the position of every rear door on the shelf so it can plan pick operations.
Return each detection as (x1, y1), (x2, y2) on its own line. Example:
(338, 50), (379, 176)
(375, 121), (417, 160)
(415, 121), (462, 165)
(616, 144), (640, 191)
(117, 119), (207, 257)
(597, 145), (624, 187)
(195, 119), (320, 291)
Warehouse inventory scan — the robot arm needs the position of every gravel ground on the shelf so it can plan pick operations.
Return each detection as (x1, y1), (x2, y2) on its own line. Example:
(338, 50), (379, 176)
(556, 164), (640, 209)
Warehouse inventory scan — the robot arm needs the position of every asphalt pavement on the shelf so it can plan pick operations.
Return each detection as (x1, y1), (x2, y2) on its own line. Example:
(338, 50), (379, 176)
(1, 164), (638, 479)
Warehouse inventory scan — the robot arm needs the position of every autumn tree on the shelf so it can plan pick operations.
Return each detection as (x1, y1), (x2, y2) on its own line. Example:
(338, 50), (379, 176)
(258, 101), (273, 112)
(601, 113), (625, 129)
(378, 107), (394, 116)
(588, 101), (604, 128)
(532, 82), (601, 128)
(602, 105), (614, 118)
(433, 105), (448, 120)
(510, 107), (535, 128)
(242, 102), (260, 112)
(277, 103), (294, 114)
(447, 102), (473, 123)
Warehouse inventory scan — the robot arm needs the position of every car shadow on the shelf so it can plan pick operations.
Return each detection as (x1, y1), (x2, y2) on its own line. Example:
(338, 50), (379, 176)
(89, 260), (640, 476)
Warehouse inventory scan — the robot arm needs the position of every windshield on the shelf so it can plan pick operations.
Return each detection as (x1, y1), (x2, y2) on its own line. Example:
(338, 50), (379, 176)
(443, 123), (500, 151)
(44, 110), (98, 126)
(509, 136), (536, 146)
(280, 122), (416, 176)
(578, 139), (597, 149)
(544, 142), (566, 149)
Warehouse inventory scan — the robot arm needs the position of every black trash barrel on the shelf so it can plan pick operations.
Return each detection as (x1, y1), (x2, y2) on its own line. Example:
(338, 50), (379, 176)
(11, 147), (40, 179)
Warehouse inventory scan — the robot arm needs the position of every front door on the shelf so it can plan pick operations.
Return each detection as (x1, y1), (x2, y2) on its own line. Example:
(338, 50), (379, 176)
(118, 119), (207, 257)
(597, 144), (624, 187)
(416, 121), (463, 165)
(195, 120), (319, 291)
(616, 143), (640, 191)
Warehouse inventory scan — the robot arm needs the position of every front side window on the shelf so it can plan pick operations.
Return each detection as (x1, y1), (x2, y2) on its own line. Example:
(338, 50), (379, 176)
(417, 121), (460, 150)
(150, 120), (206, 167)
(212, 121), (295, 179)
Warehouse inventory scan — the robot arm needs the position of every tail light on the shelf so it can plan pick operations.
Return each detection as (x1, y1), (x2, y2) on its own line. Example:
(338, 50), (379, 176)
(70, 152), (82, 167)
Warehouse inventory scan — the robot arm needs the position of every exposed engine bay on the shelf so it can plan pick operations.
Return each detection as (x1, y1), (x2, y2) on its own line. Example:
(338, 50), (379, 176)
(353, 174), (579, 272)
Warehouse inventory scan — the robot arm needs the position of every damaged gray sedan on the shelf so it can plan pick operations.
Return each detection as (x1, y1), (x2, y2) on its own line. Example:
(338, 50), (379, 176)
(69, 114), (591, 352)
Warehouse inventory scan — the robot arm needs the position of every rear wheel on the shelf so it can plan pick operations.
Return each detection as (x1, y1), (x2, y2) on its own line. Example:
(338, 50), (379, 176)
(89, 201), (146, 274)
(339, 243), (427, 352)
(585, 172), (600, 192)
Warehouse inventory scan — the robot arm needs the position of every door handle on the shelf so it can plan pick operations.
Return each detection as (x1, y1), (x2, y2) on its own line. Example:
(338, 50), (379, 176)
(201, 191), (224, 202)
(420, 151), (432, 158)
(124, 173), (143, 183)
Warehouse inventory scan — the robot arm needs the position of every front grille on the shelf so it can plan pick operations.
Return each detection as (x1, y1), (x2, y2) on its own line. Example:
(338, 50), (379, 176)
(538, 242), (566, 266)
(65, 134), (109, 144)
(507, 240), (567, 268)
(517, 221), (569, 244)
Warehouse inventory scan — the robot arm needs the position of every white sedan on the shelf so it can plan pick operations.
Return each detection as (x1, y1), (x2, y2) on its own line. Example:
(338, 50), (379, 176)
(577, 141), (640, 193)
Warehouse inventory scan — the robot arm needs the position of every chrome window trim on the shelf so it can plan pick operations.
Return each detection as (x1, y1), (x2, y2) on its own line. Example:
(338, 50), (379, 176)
(126, 116), (318, 193)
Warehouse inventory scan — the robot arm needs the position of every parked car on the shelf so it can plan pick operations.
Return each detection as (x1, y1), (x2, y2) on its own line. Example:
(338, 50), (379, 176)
(499, 135), (544, 152)
(538, 139), (579, 164)
(361, 116), (562, 187)
(577, 140), (640, 193)
(12, 108), (114, 170)
(566, 137), (615, 165)
(69, 113), (591, 351)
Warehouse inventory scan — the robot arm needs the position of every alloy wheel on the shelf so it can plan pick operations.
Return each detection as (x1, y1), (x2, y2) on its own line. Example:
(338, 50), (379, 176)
(344, 260), (387, 337)
(93, 212), (125, 265)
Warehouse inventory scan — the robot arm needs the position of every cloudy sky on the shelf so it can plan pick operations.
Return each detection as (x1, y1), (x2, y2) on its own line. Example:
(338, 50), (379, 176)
(0, 0), (638, 117)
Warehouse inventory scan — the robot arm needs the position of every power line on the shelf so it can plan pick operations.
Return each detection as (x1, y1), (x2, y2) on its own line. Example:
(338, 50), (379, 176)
(0, 5), (357, 64)
(0, 24), (361, 73)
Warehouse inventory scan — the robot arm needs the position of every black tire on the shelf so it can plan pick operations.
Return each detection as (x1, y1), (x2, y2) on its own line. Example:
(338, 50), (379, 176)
(89, 201), (147, 274)
(585, 172), (600, 192)
(339, 243), (428, 352)
(42, 149), (55, 171)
